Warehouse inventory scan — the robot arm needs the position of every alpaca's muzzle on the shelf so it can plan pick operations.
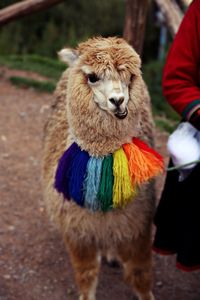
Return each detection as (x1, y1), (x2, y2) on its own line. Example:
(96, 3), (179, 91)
(114, 107), (128, 119)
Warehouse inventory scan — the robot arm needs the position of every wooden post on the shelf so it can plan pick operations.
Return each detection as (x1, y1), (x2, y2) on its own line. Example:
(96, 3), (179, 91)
(0, 0), (64, 26)
(123, 0), (149, 56)
(154, 0), (183, 36)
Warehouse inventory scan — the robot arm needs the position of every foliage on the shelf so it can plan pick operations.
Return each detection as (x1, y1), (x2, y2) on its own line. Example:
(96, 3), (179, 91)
(9, 76), (56, 93)
(0, 1), (161, 63)
(143, 60), (180, 121)
(0, 0), (17, 9)
(155, 118), (177, 133)
(0, 0), (125, 57)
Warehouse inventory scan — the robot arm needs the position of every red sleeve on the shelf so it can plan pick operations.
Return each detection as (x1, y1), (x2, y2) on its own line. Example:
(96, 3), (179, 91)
(163, 0), (200, 120)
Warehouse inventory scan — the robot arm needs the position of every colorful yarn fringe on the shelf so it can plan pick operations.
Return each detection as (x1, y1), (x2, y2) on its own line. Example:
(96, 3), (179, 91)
(113, 149), (134, 208)
(97, 156), (114, 212)
(55, 138), (164, 212)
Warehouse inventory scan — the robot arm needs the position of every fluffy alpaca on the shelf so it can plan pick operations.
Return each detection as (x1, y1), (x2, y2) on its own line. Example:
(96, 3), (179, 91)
(42, 37), (158, 300)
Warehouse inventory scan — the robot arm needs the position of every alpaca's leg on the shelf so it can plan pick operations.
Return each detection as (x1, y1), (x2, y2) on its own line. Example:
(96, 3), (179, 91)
(66, 240), (100, 300)
(104, 249), (120, 268)
(118, 235), (155, 300)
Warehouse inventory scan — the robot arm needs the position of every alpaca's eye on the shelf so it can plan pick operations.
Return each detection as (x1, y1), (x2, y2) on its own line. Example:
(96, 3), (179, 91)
(130, 74), (135, 82)
(87, 73), (99, 83)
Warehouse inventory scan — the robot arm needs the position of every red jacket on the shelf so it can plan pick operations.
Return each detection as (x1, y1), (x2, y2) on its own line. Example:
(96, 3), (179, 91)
(163, 0), (200, 124)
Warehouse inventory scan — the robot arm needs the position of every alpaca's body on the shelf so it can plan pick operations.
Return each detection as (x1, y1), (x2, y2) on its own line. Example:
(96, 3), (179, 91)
(43, 37), (156, 300)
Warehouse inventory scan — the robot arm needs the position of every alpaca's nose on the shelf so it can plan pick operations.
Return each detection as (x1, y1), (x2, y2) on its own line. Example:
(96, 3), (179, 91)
(109, 96), (124, 107)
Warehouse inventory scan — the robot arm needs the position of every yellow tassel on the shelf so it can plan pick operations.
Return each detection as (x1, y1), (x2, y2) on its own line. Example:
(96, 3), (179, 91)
(123, 143), (163, 185)
(113, 148), (136, 208)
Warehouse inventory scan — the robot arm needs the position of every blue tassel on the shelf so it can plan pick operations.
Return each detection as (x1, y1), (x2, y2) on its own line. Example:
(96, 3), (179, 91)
(69, 149), (90, 206)
(54, 142), (79, 200)
(83, 157), (103, 211)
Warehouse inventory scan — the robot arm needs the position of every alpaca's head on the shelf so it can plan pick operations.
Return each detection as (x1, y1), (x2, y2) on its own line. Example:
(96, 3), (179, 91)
(59, 37), (148, 155)
(59, 37), (141, 120)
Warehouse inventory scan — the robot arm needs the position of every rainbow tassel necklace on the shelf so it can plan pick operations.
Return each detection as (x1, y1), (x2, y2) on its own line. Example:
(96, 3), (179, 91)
(54, 138), (164, 212)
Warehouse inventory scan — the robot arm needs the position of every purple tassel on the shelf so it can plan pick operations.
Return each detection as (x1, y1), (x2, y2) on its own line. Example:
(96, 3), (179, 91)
(54, 142), (79, 200)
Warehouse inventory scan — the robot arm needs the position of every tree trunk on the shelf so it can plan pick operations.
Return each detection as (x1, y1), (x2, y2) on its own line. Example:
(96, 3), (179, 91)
(123, 0), (149, 56)
(155, 0), (183, 36)
(0, 0), (64, 26)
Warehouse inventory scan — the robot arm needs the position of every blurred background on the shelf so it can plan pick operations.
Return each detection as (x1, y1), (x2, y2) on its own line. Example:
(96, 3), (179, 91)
(0, 0), (191, 132)
(1, 2), (200, 300)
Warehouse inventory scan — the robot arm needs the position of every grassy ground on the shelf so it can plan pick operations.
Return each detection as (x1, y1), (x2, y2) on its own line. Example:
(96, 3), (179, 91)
(0, 54), (66, 94)
(0, 54), (66, 80)
(9, 76), (56, 93)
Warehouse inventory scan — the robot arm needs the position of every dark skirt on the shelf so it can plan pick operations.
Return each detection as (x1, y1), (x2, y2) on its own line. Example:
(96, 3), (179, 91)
(153, 160), (200, 271)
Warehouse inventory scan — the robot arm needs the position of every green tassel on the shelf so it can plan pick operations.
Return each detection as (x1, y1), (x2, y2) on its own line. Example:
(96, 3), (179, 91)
(97, 155), (114, 212)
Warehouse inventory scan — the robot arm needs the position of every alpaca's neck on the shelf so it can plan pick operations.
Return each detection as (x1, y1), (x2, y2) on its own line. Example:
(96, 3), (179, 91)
(67, 103), (141, 156)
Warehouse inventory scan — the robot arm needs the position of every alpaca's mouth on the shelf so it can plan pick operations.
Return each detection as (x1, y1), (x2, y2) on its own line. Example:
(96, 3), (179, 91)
(114, 108), (128, 119)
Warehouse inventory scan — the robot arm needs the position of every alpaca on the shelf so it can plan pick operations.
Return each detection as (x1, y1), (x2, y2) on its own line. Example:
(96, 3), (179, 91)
(42, 37), (162, 300)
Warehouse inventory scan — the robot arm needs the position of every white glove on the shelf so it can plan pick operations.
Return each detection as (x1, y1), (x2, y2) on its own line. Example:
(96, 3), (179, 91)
(167, 122), (200, 180)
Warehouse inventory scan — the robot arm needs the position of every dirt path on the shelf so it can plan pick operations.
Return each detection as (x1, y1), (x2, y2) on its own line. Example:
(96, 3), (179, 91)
(0, 70), (200, 300)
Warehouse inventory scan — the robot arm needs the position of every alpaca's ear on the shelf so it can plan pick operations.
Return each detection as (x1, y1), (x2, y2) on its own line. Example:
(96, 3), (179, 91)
(58, 48), (79, 66)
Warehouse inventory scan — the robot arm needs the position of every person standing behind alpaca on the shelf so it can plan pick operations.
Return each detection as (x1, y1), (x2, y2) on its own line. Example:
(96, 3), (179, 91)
(153, 0), (200, 271)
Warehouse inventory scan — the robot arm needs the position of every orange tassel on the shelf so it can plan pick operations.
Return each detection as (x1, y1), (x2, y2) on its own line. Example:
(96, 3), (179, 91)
(123, 140), (164, 185)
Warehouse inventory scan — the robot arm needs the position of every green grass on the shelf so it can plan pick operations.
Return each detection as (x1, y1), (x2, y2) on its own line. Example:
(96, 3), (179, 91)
(143, 60), (180, 122)
(155, 118), (178, 133)
(0, 54), (66, 80)
(9, 76), (56, 93)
